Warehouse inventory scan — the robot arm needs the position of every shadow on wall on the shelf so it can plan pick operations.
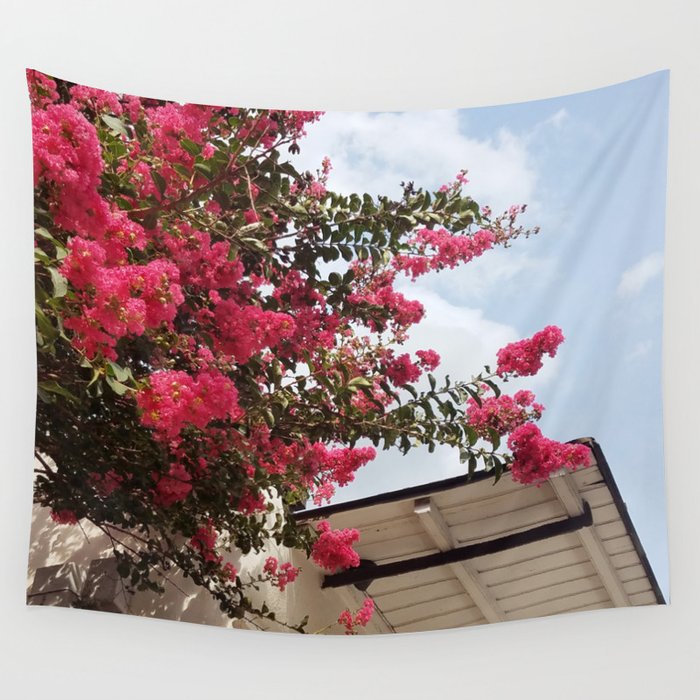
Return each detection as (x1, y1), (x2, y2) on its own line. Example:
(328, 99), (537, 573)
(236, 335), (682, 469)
(25, 502), (316, 632)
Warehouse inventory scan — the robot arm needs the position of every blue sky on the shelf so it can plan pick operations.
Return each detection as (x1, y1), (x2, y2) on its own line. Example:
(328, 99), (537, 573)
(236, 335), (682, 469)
(292, 72), (670, 598)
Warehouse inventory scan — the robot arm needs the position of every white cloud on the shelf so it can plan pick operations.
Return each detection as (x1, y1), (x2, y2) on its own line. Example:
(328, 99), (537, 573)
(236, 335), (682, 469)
(394, 285), (562, 392)
(547, 108), (569, 129)
(395, 286), (515, 378)
(293, 110), (538, 214)
(617, 252), (664, 298)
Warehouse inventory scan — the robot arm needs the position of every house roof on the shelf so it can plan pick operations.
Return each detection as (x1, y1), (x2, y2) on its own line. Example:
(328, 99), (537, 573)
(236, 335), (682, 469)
(295, 438), (664, 634)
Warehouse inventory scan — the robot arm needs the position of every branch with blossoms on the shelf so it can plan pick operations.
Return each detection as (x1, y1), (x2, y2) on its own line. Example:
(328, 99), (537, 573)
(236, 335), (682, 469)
(28, 68), (590, 633)
(337, 598), (376, 635)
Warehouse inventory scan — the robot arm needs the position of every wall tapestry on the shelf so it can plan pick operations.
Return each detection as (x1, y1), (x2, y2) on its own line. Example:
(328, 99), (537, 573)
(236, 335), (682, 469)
(27, 69), (669, 634)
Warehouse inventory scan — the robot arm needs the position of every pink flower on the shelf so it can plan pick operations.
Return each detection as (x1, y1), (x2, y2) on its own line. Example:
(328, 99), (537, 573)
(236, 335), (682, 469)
(89, 470), (123, 497)
(236, 489), (267, 515)
(263, 556), (278, 575)
(386, 353), (422, 387)
(262, 556), (299, 591)
(27, 69), (59, 109)
(309, 444), (376, 505)
(50, 509), (78, 525)
(507, 423), (591, 484)
(338, 609), (354, 633)
(137, 368), (243, 439)
(354, 597), (375, 626)
(311, 521), (361, 572)
(416, 349), (441, 371)
(394, 227), (495, 279)
(152, 462), (192, 507)
(276, 562), (299, 592)
(32, 103), (104, 193)
(338, 597), (375, 634)
(190, 523), (222, 563)
(496, 325), (565, 377)
(466, 393), (543, 439)
(222, 563), (238, 581)
(244, 209), (259, 224)
(69, 84), (123, 115)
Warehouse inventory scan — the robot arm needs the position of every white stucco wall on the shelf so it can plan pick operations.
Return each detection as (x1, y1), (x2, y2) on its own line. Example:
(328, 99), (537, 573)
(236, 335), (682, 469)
(26, 500), (378, 635)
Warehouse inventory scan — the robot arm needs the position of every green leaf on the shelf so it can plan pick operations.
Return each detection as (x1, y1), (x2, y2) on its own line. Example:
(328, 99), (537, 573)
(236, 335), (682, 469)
(35, 304), (58, 341)
(107, 361), (131, 383)
(101, 114), (129, 138)
(180, 138), (202, 156)
(172, 163), (191, 180)
(194, 162), (213, 180)
(466, 386), (482, 407)
(465, 425), (479, 446)
(37, 380), (79, 403)
(150, 170), (167, 197)
(483, 379), (501, 397)
(34, 248), (51, 265)
(105, 375), (131, 396)
(48, 267), (68, 298)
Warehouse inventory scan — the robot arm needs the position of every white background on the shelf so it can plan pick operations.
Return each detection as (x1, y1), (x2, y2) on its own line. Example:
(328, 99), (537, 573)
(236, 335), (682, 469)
(1, 1), (697, 697)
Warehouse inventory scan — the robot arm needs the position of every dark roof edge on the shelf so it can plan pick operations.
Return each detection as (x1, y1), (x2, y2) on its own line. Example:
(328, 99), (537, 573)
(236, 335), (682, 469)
(578, 437), (666, 606)
(293, 465), (495, 521)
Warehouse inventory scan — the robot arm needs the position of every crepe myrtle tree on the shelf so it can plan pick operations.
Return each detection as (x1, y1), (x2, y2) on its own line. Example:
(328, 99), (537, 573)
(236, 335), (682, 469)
(29, 69), (590, 632)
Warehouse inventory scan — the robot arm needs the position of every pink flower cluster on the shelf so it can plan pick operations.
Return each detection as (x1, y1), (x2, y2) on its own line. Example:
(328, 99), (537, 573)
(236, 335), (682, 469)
(347, 267), (425, 335)
(263, 556), (300, 592)
(27, 69), (59, 109)
(277, 110), (323, 141)
(50, 509), (78, 525)
(311, 521), (361, 572)
(496, 325), (565, 377)
(386, 353), (422, 387)
(146, 102), (214, 167)
(507, 423), (591, 484)
(32, 102), (104, 203)
(89, 470), (123, 497)
(308, 445), (377, 505)
(466, 390), (544, 439)
(152, 462), (192, 507)
(210, 300), (296, 364)
(137, 368), (244, 440)
(163, 227), (244, 291)
(189, 523), (238, 580)
(395, 228), (496, 279)
(235, 489), (268, 515)
(32, 102), (146, 266)
(190, 522), (221, 563)
(416, 349), (441, 371)
(69, 84), (123, 115)
(62, 253), (184, 359)
(338, 597), (375, 634)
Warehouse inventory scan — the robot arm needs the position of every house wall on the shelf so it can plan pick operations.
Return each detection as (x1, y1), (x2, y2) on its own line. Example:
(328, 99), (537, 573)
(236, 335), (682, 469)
(26, 501), (378, 635)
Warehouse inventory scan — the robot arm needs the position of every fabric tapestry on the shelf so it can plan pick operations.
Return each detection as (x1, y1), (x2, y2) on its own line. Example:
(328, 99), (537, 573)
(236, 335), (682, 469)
(26, 69), (668, 634)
